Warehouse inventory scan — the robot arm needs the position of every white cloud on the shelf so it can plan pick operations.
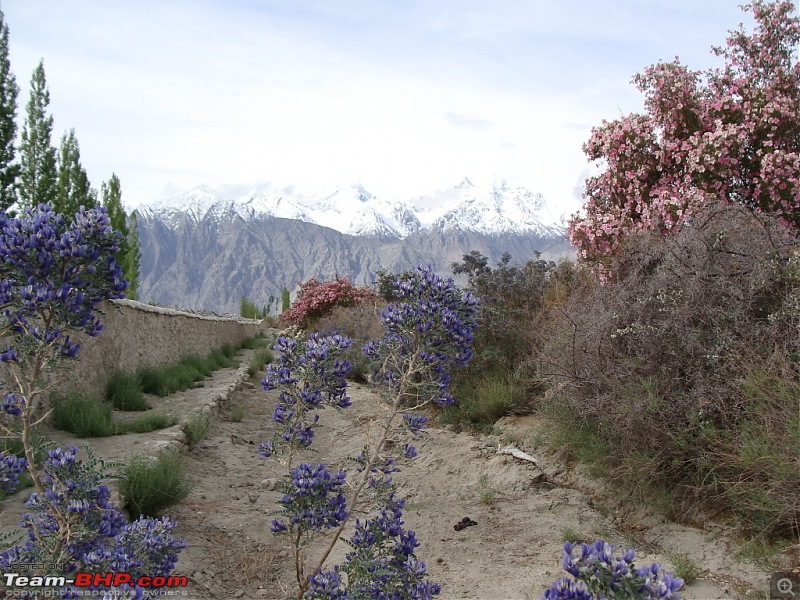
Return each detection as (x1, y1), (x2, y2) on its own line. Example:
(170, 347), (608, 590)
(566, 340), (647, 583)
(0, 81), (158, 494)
(2, 0), (756, 210)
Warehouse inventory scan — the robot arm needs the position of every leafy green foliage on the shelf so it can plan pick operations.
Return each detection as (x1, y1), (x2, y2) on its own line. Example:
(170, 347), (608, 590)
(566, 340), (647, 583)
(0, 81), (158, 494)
(281, 287), (290, 313)
(17, 60), (56, 210)
(55, 128), (96, 218)
(442, 369), (529, 431)
(240, 296), (267, 319)
(0, 7), (18, 212)
(101, 174), (141, 300)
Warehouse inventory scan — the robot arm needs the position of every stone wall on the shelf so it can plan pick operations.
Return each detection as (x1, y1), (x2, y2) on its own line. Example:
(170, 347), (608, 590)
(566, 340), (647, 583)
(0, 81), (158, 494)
(58, 299), (267, 400)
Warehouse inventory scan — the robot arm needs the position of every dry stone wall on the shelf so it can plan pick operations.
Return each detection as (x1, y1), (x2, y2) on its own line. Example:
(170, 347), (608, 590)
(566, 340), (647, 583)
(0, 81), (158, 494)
(59, 299), (267, 400)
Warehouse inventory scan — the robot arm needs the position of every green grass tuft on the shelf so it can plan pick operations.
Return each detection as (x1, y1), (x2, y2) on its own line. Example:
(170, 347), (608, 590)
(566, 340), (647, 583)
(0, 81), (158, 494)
(227, 402), (245, 422)
(208, 348), (237, 369)
(664, 551), (701, 586)
(107, 370), (149, 411)
(136, 366), (171, 397)
(183, 413), (210, 445)
(121, 452), (190, 518)
(120, 413), (179, 434)
(248, 348), (274, 378)
(442, 369), (529, 431)
(240, 335), (269, 349)
(179, 354), (216, 378)
(51, 391), (115, 438)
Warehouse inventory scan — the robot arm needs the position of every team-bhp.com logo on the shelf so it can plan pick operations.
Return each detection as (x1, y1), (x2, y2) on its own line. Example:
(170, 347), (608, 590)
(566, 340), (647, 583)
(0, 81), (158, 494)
(3, 571), (188, 590)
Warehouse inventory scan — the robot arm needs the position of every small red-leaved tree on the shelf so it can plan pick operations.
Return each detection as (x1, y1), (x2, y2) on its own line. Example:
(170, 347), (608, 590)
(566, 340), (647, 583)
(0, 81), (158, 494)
(282, 276), (379, 327)
(569, 0), (800, 264)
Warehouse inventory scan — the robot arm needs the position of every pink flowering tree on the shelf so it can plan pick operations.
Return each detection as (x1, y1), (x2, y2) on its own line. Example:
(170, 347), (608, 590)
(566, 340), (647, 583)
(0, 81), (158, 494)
(569, 0), (800, 265)
(282, 276), (379, 328)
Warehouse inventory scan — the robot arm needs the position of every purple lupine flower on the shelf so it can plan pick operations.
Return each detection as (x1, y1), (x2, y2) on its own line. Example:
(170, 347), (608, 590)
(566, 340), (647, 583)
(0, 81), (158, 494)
(0, 452), (27, 494)
(258, 332), (354, 457)
(364, 265), (479, 408)
(1, 391), (25, 416)
(542, 539), (684, 600)
(306, 569), (351, 600)
(271, 463), (349, 534)
(403, 413), (428, 435)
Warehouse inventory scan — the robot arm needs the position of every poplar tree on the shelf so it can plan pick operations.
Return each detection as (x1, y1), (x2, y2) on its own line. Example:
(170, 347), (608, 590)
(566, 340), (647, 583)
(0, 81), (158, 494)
(281, 287), (290, 313)
(55, 128), (96, 218)
(18, 60), (57, 210)
(101, 173), (140, 299)
(0, 7), (19, 211)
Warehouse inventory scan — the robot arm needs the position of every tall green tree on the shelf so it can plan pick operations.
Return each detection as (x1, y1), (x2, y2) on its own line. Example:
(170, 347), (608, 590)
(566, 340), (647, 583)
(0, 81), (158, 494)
(0, 7), (19, 211)
(101, 173), (140, 299)
(55, 128), (96, 218)
(281, 287), (290, 313)
(123, 211), (141, 300)
(18, 60), (57, 210)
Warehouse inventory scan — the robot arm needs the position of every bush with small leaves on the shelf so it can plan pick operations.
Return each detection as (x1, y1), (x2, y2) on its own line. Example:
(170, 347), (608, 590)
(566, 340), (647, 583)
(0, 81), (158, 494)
(283, 276), (379, 328)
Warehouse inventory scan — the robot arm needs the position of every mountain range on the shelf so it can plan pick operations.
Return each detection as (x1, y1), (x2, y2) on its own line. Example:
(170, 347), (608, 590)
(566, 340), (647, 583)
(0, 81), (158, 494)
(136, 178), (576, 314)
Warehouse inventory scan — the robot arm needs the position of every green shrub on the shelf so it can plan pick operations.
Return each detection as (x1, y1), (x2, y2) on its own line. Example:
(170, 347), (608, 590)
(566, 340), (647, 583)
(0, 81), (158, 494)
(121, 413), (179, 434)
(209, 348), (237, 369)
(136, 366), (171, 397)
(51, 391), (115, 438)
(240, 335), (269, 349)
(227, 401), (245, 423)
(183, 413), (210, 445)
(106, 371), (149, 411)
(163, 363), (202, 392)
(441, 369), (529, 431)
(179, 354), (215, 377)
(121, 452), (190, 518)
(248, 348), (274, 378)
(137, 343), (241, 398)
(240, 296), (268, 320)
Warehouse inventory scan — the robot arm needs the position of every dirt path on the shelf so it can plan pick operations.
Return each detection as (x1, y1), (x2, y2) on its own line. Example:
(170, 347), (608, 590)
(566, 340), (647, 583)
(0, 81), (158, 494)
(168, 380), (773, 600)
(0, 352), (777, 599)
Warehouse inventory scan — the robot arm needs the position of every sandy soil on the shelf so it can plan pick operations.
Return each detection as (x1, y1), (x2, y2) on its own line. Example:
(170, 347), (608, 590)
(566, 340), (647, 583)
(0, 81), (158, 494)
(167, 380), (776, 599)
(0, 351), (783, 599)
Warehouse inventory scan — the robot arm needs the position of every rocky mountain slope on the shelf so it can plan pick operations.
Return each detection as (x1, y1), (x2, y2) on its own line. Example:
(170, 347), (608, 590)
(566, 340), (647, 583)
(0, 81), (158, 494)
(137, 179), (575, 314)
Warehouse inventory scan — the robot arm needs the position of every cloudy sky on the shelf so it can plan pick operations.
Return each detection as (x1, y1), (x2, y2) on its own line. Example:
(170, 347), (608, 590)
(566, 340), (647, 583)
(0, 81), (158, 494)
(3, 1), (758, 212)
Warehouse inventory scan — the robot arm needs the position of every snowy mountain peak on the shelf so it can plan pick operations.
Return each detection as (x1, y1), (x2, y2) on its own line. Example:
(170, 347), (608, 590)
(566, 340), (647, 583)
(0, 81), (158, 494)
(141, 178), (565, 239)
(352, 184), (373, 203)
(456, 177), (475, 190)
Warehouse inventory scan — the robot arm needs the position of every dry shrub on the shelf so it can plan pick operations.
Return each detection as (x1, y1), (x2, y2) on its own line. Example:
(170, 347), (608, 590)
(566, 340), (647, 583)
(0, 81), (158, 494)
(204, 526), (281, 593)
(539, 202), (800, 539)
(312, 300), (386, 342)
(311, 300), (386, 382)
